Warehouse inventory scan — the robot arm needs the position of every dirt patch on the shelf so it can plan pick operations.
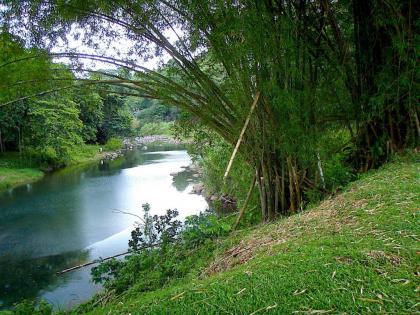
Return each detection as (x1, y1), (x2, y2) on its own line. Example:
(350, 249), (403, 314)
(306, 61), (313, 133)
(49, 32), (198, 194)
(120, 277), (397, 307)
(366, 250), (403, 266)
(335, 256), (354, 264)
(204, 235), (286, 276)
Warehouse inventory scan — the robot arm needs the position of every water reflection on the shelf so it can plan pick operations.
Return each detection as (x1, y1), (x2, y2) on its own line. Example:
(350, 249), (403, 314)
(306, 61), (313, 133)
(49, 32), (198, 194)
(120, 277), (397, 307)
(0, 250), (90, 308)
(0, 149), (207, 309)
(172, 167), (197, 192)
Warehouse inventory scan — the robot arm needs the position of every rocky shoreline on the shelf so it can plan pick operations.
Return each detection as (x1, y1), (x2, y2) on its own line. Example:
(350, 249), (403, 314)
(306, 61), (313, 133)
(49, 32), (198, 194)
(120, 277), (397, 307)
(131, 135), (182, 146)
(102, 136), (183, 160)
(171, 164), (237, 213)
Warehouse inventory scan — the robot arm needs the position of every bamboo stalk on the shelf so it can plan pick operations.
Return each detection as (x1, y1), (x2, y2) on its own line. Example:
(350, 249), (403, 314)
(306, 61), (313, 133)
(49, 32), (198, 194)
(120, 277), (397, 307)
(223, 91), (260, 181)
(232, 173), (257, 230)
(287, 157), (296, 213)
(281, 159), (285, 213)
(274, 170), (279, 215)
(316, 152), (326, 189)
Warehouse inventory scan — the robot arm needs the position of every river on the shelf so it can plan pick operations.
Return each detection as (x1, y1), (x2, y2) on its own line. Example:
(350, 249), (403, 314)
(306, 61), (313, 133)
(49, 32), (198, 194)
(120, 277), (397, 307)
(0, 149), (208, 310)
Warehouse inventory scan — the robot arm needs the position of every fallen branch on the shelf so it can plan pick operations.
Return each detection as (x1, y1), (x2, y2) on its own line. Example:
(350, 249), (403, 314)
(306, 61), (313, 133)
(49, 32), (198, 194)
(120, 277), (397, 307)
(57, 242), (162, 275)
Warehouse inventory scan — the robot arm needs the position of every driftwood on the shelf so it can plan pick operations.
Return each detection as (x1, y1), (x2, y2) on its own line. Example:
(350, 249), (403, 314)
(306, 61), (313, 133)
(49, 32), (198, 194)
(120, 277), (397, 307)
(57, 242), (162, 275)
(223, 91), (260, 181)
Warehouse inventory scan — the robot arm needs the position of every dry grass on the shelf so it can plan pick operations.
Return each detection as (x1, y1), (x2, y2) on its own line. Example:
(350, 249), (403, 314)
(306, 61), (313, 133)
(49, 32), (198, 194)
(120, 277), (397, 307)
(205, 190), (365, 275)
(365, 250), (404, 266)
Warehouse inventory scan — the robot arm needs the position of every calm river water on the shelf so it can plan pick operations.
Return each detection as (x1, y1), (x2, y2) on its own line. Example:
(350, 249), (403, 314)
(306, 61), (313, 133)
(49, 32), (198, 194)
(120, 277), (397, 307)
(0, 149), (207, 310)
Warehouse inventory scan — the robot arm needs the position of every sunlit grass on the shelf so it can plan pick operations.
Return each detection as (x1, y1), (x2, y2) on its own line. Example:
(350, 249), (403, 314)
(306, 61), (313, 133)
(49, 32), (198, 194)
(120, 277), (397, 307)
(0, 153), (44, 192)
(0, 145), (103, 192)
(0, 167), (44, 192)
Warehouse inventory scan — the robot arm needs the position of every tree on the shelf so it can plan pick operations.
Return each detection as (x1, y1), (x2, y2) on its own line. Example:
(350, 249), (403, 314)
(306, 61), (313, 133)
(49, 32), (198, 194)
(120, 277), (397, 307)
(0, 31), (53, 153)
(320, 0), (419, 170)
(74, 88), (104, 143)
(25, 99), (83, 166)
(97, 94), (133, 143)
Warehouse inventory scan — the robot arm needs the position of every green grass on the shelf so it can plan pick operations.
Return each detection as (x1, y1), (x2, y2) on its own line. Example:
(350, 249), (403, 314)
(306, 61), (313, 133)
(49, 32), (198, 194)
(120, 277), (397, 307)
(77, 153), (419, 314)
(0, 153), (44, 192)
(0, 166), (44, 192)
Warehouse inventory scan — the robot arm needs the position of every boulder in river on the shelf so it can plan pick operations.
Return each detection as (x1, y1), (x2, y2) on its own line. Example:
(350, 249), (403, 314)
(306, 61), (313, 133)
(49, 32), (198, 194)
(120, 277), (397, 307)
(191, 183), (204, 195)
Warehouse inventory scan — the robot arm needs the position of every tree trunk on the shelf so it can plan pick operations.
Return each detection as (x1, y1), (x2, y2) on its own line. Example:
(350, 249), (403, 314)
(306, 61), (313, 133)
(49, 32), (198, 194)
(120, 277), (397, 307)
(0, 130), (3, 153)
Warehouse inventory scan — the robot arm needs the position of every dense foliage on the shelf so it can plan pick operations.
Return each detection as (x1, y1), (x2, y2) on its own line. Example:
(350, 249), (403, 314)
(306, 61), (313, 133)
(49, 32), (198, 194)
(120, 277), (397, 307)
(127, 96), (180, 124)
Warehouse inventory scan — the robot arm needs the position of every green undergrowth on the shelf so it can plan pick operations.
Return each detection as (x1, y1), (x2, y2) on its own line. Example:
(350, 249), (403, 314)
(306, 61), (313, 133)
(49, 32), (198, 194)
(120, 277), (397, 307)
(67, 144), (102, 165)
(75, 152), (419, 314)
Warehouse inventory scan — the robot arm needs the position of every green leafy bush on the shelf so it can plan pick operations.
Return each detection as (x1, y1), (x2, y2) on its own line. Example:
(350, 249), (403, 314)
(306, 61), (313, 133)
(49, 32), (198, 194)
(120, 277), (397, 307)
(128, 204), (182, 250)
(138, 122), (173, 136)
(91, 205), (231, 295)
(182, 211), (231, 247)
(12, 299), (52, 315)
(104, 138), (122, 151)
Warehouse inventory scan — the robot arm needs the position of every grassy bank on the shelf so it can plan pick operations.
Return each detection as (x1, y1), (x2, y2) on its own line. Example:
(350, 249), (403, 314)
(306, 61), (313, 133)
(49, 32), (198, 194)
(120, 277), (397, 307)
(0, 153), (44, 192)
(78, 153), (418, 314)
(0, 166), (44, 192)
(0, 145), (107, 193)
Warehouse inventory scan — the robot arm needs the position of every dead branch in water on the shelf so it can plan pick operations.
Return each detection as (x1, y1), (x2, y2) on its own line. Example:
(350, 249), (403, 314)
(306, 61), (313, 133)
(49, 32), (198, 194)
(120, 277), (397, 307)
(57, 242), (162, 275)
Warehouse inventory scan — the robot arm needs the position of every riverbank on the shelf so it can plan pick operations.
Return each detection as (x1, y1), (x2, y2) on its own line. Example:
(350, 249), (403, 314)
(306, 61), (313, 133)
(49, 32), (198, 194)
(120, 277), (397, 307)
(0, 165), (44, 192)
(0, 145), (104, 193)
(78, 153), (418, 314)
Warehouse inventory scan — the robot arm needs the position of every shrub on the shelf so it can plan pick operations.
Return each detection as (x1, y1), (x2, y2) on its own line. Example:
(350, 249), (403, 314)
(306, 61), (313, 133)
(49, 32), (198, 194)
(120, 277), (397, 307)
(182, 211), (231, 247)
(22, 146), (68, 168)
(13, 299), (52, 315)
(104, 138), (122, 151)
(138, 122), (173, 136)
(91, 204), (182, 292)
(128, 203), (182, 251)
(91, 205), (231, 294)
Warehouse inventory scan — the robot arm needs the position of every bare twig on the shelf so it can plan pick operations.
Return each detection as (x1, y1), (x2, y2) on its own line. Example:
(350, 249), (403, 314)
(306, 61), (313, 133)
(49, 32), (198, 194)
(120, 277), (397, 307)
(112, 209), (145, 223)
